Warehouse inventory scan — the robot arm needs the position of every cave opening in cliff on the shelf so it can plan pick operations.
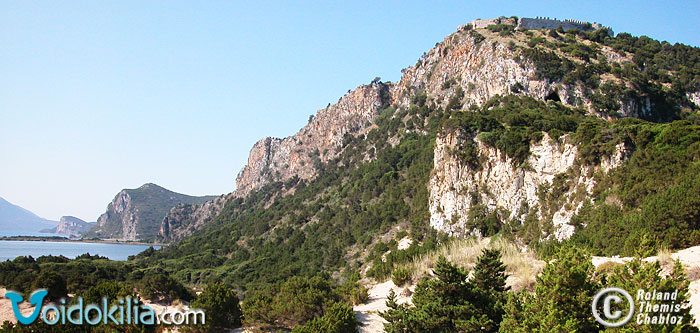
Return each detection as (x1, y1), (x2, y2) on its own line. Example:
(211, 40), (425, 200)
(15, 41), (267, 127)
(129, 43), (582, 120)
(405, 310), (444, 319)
(545, 90), (561, 102)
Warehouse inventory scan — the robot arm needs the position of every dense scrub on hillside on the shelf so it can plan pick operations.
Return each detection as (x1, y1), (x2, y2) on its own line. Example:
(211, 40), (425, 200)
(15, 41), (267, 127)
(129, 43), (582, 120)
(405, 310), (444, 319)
(515, 26), (700, 122)
(132, 97), (444, 290)
(567, 119), (700, 256)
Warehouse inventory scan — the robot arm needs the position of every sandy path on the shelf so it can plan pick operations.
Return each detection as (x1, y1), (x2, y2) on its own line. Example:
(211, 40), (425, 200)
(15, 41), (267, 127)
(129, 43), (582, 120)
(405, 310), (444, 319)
(353, 280), (413, 333)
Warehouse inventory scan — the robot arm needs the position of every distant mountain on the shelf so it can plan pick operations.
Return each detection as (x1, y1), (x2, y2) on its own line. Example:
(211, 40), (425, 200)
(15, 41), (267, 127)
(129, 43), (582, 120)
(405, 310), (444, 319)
(0, 196), (58, 235)
(84, 183), (217, 241)
(40, 216), (94, 237)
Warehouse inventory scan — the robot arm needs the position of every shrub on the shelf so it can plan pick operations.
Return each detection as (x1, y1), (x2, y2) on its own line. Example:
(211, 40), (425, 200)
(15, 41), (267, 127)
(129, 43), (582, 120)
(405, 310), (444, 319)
(292, 302), (357, 333)
(392, 267), (412, 287)
(500, 246), (600, 332)
(350, 284), (369, 305)
(382, 254), (508, 332)
(31, 271), (67, 301)
(190, 282), (242, 330)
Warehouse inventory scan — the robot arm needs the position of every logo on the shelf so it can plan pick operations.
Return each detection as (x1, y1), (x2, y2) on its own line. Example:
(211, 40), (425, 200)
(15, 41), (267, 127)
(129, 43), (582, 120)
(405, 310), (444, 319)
(592, 288), (685, 327)
(4, 289), (205, 326)
(5, 290), (48, 325)
(592, 287), (635, 327)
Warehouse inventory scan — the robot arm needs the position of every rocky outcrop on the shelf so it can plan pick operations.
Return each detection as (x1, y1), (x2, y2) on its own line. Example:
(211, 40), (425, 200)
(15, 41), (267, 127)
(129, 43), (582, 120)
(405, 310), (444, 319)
(429, 132), (627, 240)
(85, 183), (216, 241)
(41, 216), (93, 237)
(234, 83), (391, 198)
(158, 194), (228, 242)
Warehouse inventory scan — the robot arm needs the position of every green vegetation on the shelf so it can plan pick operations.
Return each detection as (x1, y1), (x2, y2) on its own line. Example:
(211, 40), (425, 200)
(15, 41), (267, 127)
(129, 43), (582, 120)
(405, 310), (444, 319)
(516, 27), (700, 121)
(567, 119), (700, 256)
(190, 282), (242, 330)
(242, 275), (346, 329)
(381, 249), (509, 332)
(501, 246), (696, 332)
(444, 95), (585, 165)
(384, 247), (696, 332)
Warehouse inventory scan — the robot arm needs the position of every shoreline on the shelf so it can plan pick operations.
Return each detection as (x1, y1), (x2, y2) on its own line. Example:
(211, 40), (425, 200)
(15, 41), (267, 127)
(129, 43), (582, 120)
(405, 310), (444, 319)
(0, 236), (166, 247)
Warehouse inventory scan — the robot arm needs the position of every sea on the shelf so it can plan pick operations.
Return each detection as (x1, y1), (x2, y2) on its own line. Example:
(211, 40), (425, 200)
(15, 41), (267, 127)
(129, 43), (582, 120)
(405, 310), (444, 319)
(0, 232), (161, 261)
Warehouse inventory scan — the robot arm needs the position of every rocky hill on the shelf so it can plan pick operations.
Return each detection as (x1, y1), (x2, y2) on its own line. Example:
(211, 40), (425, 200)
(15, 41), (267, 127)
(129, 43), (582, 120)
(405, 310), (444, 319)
(85, 183), (216, 241)
(158, 16), (699, 243)
(138, 17), (700, 294)
(40, 216), (94, 237)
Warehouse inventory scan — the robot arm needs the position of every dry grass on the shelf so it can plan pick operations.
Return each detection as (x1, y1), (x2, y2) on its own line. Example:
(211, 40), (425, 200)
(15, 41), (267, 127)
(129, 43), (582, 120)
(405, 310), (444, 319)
(657, 247), (675, 271)
(406, 237), (545, 292)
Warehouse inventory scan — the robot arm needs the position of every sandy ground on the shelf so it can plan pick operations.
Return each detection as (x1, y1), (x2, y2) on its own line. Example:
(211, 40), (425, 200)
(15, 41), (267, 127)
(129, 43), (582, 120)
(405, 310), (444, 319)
(353, 280), (414, 333)
(0, 287), (45, 324)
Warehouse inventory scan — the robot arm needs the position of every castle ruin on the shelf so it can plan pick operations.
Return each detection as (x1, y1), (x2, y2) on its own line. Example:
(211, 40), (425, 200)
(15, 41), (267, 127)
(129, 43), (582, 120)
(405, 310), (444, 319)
(470, 16), (613, 35)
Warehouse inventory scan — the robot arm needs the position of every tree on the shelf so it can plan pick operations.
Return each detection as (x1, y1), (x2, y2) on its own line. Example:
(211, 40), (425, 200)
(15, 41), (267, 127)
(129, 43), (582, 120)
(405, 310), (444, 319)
(471, 248), (509, 328)
(292, 302), (357, 333)
(604, 258), (697, 332)
(381, 253), (509, 332)
(31, 271), (67, 302)
(500, 246), (601, 332)
(190, 282), (242, 330)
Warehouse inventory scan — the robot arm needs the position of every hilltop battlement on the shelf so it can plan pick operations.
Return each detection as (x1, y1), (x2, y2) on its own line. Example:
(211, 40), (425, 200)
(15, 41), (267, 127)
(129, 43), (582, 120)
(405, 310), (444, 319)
(470, 16), (613, 35)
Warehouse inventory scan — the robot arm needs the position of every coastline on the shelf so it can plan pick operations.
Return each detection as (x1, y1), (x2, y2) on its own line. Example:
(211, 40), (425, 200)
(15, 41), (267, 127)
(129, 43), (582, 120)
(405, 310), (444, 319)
(0, 236), (166, 247)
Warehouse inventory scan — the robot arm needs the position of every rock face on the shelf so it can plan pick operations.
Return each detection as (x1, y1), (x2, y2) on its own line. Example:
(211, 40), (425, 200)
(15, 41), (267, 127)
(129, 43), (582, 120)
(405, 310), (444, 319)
(86, 183), (216, 241)
(234, 83), (391, 198)
(429, 132), (627, 240)
(157, 194), (229, 242)
(41, 216), (93, 237)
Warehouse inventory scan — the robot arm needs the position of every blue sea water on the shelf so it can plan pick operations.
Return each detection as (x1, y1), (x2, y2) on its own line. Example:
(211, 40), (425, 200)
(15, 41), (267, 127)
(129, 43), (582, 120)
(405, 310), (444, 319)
(0, 240), (160, 261)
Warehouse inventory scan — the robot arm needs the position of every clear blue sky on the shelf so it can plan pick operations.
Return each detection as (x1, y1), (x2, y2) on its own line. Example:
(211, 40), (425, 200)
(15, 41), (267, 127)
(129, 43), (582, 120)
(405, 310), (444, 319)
(2, 1), (699, 222)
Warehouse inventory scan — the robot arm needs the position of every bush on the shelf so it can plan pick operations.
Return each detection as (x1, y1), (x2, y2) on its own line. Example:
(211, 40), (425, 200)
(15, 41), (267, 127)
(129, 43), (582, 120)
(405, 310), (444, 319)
(391, 267), (412, 287)
(500, 246), (600, 332)
(292, 302), (358, 333)
(190, 282), (242, 330)
(31, 271), (67, 301)
(243, 275), (340, 328)
(350, 284), (369, 305)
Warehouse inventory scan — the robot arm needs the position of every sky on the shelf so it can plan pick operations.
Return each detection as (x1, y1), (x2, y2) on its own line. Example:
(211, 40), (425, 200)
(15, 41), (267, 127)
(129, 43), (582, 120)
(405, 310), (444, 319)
(2, 1), (699, 222)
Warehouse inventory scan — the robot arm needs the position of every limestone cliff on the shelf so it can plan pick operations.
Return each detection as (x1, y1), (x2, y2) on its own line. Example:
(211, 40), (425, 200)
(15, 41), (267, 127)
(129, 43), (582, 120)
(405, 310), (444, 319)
(157, 194), (229, 242)
(86, 183), (215, 241)
(429, 132), (627, 240)
(234, 83), (391, 197)
(41, 216), (93, 237)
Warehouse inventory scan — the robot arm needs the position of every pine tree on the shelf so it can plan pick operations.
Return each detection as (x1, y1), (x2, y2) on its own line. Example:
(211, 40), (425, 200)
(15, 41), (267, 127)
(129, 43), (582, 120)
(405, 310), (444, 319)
(500, 245), (601, 332)
(381, 253), (510, 332)
(471, 248), (510, 331)
(472, 248), (509, 293)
